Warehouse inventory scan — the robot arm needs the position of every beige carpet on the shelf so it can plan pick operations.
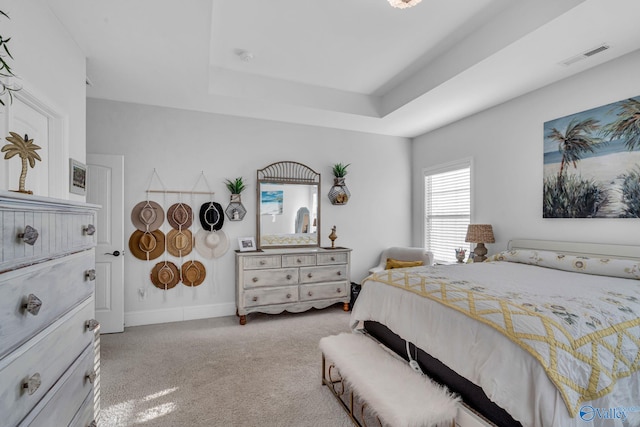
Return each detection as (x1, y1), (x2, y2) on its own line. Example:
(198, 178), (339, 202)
(99, 306), (353, 427)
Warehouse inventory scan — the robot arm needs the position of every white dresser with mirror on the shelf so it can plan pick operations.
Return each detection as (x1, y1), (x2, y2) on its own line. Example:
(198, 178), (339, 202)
(235, 161), (351, 324)
(0, 191), (100, 427)
(236, 247), (351, 325)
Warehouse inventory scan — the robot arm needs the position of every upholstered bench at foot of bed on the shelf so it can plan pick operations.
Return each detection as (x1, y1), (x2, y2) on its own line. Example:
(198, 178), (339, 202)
(320, 333), (460, 427)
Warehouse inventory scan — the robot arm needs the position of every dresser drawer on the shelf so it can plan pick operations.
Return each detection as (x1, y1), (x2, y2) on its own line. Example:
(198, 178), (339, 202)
(317, 252), (348, 265)
(0, 209), (95, 272)
(0, 250), (96, 359)
(244, 286), (299, 307)
(18, 344), (95, 427)
(300, 283), (348, 302)
(243, 268), (298, 288)
(243, 255), (281, 270)
(68, 388), (96, 427)
(282, 253), (316, 267)
(299, 265), (347, 284)
(0, 299), (95, 427)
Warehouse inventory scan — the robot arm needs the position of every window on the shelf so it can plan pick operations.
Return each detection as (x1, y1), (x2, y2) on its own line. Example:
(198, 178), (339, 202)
(424, 160), (471, 263)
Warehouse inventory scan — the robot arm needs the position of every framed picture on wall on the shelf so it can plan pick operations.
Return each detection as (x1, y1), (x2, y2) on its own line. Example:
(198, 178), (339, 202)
(238, 236), (256, 252)
(69, 158), (87, 195)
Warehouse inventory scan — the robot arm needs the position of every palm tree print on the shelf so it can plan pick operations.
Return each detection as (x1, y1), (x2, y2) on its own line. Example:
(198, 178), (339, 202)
(601, 98), (640, 151)
(546, 117), (602, 178)
(2, 132), (42, 194)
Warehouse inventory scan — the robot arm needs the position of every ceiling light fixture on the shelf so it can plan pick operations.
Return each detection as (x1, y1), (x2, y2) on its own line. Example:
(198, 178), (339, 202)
(388, 0), (422, 9)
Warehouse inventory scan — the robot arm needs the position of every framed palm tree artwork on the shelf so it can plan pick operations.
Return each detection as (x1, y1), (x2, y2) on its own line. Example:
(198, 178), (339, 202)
(543, 95), (640, 218)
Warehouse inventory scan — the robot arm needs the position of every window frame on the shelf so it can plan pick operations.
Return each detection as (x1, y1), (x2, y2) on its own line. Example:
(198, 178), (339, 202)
(422, 157), (474, 264)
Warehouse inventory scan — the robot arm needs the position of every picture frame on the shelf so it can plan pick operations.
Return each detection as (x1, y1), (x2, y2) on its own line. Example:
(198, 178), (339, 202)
(69, 158), (87, 195)
(238, 236), (256, 252)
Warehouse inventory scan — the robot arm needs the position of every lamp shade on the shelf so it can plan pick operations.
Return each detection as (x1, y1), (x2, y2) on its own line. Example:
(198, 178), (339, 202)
(465, 224), (495, 244)
(388, 0), (422, 9)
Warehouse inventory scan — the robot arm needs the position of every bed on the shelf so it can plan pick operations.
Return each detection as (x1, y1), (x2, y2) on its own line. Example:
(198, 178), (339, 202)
(350, 239), (640, 427)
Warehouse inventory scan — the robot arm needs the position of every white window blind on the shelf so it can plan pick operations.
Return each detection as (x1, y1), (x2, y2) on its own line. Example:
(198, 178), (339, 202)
(424, 163), (471, 263)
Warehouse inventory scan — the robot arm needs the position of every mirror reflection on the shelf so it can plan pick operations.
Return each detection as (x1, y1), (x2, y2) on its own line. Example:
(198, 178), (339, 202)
(256, 162), (320, 249)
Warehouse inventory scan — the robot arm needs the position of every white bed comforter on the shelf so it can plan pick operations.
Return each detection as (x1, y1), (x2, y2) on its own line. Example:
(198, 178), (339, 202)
(350, 262), (640, 427)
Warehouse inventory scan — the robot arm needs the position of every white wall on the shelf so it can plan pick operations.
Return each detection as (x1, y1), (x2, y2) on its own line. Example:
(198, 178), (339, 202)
(87, 99), (412, 326)
(412, 49), (640, 254)
(0, 0), (86, 200)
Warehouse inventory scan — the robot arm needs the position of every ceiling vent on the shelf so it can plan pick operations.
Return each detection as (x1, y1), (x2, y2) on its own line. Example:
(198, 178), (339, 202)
(560, 43), (610, 66)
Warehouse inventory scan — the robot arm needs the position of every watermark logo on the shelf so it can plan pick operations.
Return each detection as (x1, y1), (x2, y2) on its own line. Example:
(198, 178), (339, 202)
(580, 405), (640, 422)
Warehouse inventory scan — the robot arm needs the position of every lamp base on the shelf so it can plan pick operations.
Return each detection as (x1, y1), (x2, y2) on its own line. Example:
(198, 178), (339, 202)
(473, 243), (488, 263)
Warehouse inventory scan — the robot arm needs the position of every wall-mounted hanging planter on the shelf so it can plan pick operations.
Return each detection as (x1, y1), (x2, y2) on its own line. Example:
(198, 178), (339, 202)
(328, 163), (350, 205)
(224, 177), (247, 221)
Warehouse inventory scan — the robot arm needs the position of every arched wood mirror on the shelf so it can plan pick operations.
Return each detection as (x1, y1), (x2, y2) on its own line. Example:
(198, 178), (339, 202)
(256, 161), (320, 249)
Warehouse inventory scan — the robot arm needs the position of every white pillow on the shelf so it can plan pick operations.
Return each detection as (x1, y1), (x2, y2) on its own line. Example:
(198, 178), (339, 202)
(488, 249), (640, 280)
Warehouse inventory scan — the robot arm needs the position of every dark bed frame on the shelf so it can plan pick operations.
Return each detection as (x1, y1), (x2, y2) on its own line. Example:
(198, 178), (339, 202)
(363, 321), (522, 427)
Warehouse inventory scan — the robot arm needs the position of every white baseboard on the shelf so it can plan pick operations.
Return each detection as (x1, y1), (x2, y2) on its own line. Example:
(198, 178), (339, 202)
(124, 303), (237, 327)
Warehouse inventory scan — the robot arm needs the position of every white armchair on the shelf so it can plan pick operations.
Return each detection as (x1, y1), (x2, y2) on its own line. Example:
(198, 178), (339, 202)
(369, 247), (434, 275)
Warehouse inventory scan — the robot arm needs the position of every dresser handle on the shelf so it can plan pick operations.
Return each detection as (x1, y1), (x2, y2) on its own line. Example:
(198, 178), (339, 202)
(286, 274), (292, 280)
(85, 269), (96, 281)
(337, 271), (342, 276)
(296, 258), (302, 263)
(252, 277), (259, 283)
(307, 273), (313, 278)
(308, 291), (313, 297)
(23, 294), (42, 316)
(336, 288), (342, 293)
(86, 370), (97, 384)
(17, 225), (39, 246)
(83, 224), (96, 236)
(286, 293), (292, 299)
(259, 260), (266, 265)
(252, 296), (258, 302)
(330, 256), (336, 261)
(86, 319), (100, 331)
(22, 373), (41, 395)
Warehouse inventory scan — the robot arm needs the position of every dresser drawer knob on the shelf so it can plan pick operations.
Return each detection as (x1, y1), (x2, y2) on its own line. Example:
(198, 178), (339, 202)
(286, 293), (292, 299)
(296, 258), (302, 263)
(86, 370), (97, 384)
(336, 288), (342, 293)
(86, 319), (100, 331)
(337, 271), (342, 276)
(252, 277), (259, 283)
(85, 269), (97, 281)
(308, 291), (313, 297)
(307, 273), (313, 278)
(22, 373), (41, 395)
(23, 294), (42, 316)
(286, 274), (292, 280)
(17, 225), (39, 246)
(330, 256), (336, 261)
(259, 260), (266, 265)
(252, 296), (259, 302)
(83, 224), (96, 236)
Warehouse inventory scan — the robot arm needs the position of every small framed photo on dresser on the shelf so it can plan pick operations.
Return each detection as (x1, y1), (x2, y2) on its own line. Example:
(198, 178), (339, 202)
(69, 158), (87, 195)
(238, 237), (256, 252)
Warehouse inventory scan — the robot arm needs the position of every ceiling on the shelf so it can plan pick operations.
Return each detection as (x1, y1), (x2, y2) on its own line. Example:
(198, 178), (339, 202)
(47, 0), (640, 138)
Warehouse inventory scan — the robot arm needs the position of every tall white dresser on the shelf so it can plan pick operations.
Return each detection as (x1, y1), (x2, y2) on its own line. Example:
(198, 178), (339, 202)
(0, 191), (100, 427)
(236, 247), (352, 325)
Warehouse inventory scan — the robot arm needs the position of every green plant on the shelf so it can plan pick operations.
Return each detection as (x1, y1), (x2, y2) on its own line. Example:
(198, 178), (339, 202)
(543, 173), (605, 218)
(620, 166), (640, 218)
(0, 10), (20, 106)
(332, 163), (350, 178)
(224, 177), (246, 194)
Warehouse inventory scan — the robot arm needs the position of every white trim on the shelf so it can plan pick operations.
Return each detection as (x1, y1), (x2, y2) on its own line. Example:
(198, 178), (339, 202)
(124, 302), (237, 327)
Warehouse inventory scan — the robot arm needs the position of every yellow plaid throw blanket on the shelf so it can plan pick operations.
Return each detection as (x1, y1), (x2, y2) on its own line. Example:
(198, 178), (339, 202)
(366, 267), (640, 417)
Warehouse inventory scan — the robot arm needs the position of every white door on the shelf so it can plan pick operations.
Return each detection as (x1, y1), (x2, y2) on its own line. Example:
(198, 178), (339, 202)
(87, 154), (125, 333)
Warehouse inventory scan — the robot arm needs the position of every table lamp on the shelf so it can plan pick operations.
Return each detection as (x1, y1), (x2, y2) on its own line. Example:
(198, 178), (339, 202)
(465, 224), (495, 262)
